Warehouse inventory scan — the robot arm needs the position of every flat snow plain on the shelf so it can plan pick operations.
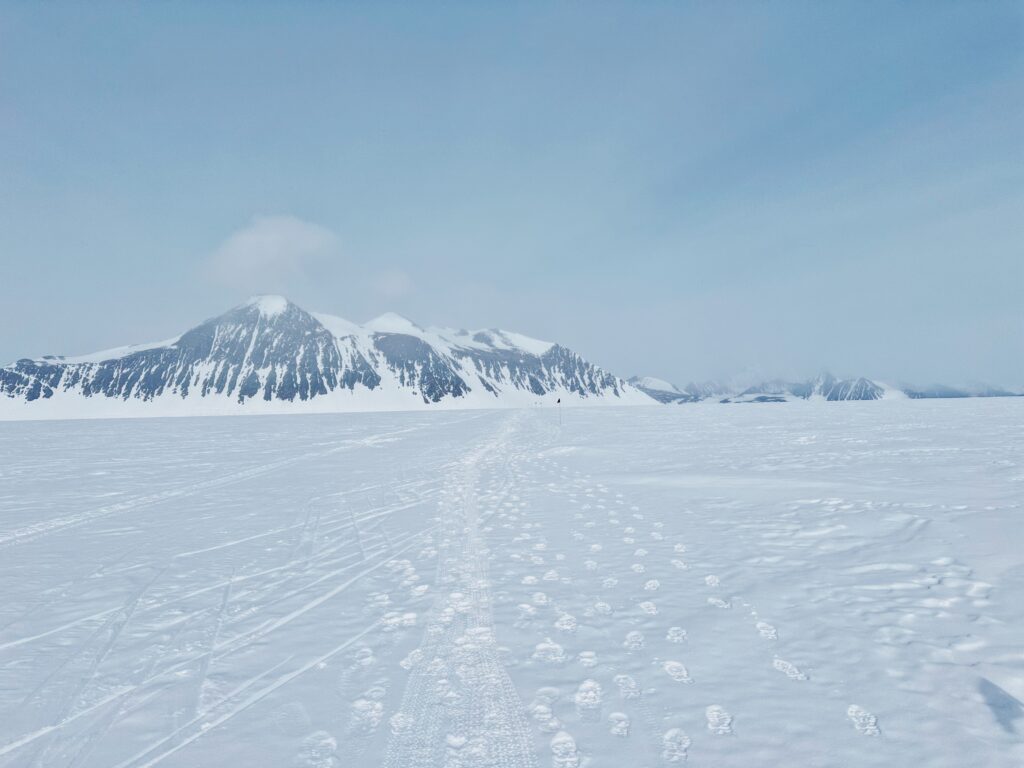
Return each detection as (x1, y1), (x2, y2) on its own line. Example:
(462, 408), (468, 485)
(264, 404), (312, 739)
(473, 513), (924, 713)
(0, 399), (1021, 767)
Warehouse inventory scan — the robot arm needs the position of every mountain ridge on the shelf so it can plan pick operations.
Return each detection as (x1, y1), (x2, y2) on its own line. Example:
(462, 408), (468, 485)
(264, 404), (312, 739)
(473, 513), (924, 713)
(0, 296), (651, 419)
(629, 373), (1022, 404)
(4, 296), (1018, 420)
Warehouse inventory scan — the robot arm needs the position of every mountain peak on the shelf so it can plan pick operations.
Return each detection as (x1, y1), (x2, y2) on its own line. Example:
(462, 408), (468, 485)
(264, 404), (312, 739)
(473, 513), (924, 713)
(244, 295), (290, 318)
(365, 312), (423, 335)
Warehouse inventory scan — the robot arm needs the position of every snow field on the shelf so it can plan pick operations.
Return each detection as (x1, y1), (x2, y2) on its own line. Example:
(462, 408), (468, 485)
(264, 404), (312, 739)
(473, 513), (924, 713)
(0, 398), (1021, 767)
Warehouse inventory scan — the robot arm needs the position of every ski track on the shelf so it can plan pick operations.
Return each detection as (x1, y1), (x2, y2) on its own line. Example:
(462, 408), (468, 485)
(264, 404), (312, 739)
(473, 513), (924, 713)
(0, 422), (434, 548)
(0, 402), (1020, 767)
(0, 523), (435, 763)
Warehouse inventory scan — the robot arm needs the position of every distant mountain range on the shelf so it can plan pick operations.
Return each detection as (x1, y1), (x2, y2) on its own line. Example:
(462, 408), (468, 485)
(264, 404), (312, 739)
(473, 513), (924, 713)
(0, 296), (647, 418)
(1, 296), (1017, 420)
(628, 374), (1022, 404)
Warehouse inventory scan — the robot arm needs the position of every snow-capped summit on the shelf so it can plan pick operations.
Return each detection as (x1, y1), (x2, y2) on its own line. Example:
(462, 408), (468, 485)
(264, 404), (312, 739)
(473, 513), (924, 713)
(365, 312), (425, 335)
(245, 294), (290, 318)
(0, 298), (653, 419)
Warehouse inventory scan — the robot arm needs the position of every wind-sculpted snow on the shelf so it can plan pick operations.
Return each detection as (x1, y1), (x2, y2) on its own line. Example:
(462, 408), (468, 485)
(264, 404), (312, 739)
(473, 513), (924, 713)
(0, 297), (649, 418)
(0, 399), (1021, 767)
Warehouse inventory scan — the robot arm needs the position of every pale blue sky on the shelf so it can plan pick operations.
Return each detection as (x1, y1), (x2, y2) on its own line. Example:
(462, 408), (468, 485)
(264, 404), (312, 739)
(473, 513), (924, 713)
(1, 2), (1021, 386)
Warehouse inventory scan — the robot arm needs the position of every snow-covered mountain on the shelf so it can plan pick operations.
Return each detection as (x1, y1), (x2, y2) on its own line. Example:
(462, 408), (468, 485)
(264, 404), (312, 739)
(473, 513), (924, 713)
(902, 383), (1023, 399)
(628, 372), (1019, 403)
(0, 296), (653, 419)
(721, 373), (889, 403)
(626, 376), (697, 404)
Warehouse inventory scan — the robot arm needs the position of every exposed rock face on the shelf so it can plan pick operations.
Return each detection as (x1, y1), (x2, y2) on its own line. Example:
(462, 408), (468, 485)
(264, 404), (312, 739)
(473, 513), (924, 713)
(1, 296), (649, 413)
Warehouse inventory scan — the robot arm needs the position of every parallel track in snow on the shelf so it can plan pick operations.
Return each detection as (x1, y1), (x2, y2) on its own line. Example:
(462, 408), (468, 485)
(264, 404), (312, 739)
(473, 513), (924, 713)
(384, 413), (539, 768)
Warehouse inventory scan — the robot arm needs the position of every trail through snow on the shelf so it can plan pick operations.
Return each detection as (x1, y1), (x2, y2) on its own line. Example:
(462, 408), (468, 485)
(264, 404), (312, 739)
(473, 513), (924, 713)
(0, 400), (1021, 767)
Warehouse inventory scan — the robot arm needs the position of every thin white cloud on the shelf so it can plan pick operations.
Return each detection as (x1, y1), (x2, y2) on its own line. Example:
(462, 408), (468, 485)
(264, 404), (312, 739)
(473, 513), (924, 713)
(205, 215), (339, 294)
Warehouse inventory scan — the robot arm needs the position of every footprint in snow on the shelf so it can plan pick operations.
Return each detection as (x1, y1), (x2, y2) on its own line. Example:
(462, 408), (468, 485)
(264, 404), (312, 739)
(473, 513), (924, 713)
(706, 705), (733, 735)
(347, 697), (384, 736)
(530, 687), (564, 733)
(550, 731), (580, 768)
(847, 705), (880, 735)
(608, 712), (630, 737)
(295, 730), (338, 768)
(756, 621), (778, 640)
(614, 674), (642, 700)
(554, 612), (578, 633)
(388, 712), (413, 736)
(772, 658), (807, 680)
(623, 631), (645, 651)
(399, 648), (424, 670)
(574, 679), (603, 720)
(662, 728), (691, 763)
(532, 638), (567, 664)
(663, 661), (693, 683)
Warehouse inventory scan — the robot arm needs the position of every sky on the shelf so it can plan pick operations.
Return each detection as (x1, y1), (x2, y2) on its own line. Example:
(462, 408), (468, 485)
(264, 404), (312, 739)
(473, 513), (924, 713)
(1, 2), (1022, 387)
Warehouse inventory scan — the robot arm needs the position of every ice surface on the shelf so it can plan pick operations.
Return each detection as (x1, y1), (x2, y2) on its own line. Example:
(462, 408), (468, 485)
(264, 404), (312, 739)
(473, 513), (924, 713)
(0, 399), (1021, 767)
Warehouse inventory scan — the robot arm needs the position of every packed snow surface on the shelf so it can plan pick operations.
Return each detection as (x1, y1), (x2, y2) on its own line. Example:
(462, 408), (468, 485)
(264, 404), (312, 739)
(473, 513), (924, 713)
(0, 399), (1021, 767)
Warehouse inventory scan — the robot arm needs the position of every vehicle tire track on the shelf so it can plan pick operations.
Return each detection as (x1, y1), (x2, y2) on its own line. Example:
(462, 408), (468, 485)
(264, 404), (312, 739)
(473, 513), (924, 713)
(384, 414), (538, 768)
